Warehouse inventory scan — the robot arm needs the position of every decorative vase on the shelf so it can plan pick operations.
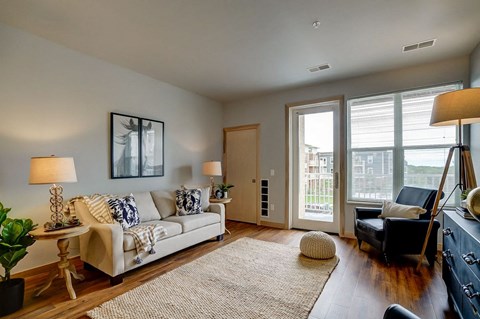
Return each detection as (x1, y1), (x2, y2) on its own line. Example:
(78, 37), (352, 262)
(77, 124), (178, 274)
(223, 191), (228, 199)
(466, 187), (480, 223)
(0, 278), (25, 316)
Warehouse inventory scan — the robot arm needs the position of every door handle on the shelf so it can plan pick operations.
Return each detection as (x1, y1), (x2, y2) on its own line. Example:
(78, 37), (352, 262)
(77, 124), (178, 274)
(334, 172), (339, 189)
(252, 179), (256, 183)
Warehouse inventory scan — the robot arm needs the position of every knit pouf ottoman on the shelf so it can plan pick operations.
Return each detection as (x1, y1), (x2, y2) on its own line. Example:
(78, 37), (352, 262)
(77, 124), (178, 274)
(300, 231), (336, 259)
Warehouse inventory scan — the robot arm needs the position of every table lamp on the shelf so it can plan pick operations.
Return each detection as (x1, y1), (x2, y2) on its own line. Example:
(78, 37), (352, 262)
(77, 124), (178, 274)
(29, 156), (77, 228)
(417, 88), (480, 270)
(202, 161), (222, 198)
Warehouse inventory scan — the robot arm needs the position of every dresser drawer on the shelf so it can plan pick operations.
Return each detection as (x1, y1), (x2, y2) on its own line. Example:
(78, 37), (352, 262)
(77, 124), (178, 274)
(444, 214), (463, 251)
(460, 238), (480, 281)
(457, 258), (480, 319)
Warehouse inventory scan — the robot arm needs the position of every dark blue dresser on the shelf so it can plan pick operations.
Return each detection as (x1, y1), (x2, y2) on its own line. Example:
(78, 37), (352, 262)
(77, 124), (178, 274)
(443, 210), (480, 319)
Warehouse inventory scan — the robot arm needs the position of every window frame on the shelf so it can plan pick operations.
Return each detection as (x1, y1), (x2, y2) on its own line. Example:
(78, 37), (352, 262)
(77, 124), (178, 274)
(346, 82), (463, 204)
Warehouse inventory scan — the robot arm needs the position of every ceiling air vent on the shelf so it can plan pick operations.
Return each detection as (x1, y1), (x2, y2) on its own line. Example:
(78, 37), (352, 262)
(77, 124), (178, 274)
(403, 39), (436, 52)
(308, 64), (331, 73)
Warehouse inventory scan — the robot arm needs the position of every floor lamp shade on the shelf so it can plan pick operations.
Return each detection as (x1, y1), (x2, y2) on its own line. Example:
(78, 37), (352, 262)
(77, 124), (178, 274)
(430, 88), (480, 126)
(202, 161), (222, 177)
(29, 156), (77, 184)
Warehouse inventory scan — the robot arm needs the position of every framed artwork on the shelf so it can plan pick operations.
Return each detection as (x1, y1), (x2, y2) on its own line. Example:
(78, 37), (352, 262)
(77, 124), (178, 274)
(110, 113), (164, 179)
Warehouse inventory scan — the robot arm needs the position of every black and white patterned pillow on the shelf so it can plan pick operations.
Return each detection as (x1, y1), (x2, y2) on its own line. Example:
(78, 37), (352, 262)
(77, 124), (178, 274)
(175, 189), (202, 216)
(107, 195), (140, 230)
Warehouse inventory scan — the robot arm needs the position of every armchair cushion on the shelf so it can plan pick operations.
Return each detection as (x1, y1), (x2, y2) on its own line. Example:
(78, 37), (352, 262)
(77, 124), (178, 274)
(379, 201), (426, 219)
(356, 218), (385, 241)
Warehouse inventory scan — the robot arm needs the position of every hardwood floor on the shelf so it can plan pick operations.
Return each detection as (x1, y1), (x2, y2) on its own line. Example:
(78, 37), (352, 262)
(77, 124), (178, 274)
(6, 221), (458, 319)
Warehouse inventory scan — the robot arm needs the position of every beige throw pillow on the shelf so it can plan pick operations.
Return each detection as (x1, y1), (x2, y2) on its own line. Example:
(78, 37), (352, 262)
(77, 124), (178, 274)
(379, 201), (427, 219)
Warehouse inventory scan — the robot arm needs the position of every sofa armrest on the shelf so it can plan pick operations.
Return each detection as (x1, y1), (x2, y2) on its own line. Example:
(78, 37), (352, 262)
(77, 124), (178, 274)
(79, 223), (125, 277)
(207, 203), (225, 234)
(355, 207), (382, 220)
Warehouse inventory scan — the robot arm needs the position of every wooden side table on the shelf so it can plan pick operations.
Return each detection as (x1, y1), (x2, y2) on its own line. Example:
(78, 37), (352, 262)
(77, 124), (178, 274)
(29, 225), (90, 300)
(210, 198), (232, 234)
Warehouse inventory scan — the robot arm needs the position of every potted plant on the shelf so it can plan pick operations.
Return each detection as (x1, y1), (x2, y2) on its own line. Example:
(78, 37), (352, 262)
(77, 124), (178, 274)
(217, 183), (234, 199)
(0, 201), (37, 316)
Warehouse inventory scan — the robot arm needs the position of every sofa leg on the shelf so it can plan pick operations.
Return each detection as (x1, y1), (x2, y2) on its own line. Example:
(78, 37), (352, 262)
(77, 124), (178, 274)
(216, 234), (224, 241)
(357, 239), (362, 250)
(110, 275), (123, 286)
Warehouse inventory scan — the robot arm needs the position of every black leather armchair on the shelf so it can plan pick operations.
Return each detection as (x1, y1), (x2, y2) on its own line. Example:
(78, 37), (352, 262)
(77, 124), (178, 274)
(354, 186), (442, 265)
(383, 304), (420, 319)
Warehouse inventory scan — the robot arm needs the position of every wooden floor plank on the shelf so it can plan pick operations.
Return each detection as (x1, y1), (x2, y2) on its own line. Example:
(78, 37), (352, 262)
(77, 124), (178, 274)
(4, 221), (458, 319)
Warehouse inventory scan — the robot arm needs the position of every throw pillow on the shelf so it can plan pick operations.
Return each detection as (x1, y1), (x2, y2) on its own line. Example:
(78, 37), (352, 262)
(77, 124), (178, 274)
(379, 201), (427, 219)
(183, 184), (210, 211)
(107, 194), (141, 230)
(175, 188), (202, 216)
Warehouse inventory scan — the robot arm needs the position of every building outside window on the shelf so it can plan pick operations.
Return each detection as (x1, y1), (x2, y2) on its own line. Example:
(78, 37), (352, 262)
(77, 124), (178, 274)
(347, 83), (462, 203)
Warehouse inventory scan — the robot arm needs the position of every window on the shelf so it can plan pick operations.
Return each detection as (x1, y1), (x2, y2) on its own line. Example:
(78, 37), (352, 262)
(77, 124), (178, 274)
(347, 83), (462, 203)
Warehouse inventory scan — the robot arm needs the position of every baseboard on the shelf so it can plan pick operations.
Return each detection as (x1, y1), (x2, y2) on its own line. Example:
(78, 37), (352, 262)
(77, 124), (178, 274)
(342, 231), (356, 239)
(259, 220), (286, 229)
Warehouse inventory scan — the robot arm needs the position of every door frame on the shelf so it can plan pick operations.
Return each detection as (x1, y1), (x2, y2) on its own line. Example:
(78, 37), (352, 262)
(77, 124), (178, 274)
(223, 124), (261, 225)
(285, 96), (346, 236)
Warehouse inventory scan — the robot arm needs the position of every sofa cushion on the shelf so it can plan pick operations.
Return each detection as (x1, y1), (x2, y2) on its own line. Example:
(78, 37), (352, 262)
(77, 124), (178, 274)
(356, 218), (384, 241)
(123, 220), (182, 252)
(164, 212), (220, 233)
(175, 189), (202, 216)
(107, 195), (140, 230)
(151, 190), (176, 219)
(132, 192), (161, 222)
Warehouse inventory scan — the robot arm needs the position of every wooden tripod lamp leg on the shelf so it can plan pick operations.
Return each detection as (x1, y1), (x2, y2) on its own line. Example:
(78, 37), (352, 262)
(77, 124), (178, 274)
(416, 146), (455, 271)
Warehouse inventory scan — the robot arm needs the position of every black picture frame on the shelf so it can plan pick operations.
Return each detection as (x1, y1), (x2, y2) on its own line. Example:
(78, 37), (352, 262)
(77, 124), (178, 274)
(110, 112), (164, 179)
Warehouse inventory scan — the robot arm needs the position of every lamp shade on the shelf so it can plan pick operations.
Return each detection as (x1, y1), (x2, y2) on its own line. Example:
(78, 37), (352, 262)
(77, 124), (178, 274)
(202, 161), (222, 176)
(430, 88), (480, 126)
(29, 156), (77, 184)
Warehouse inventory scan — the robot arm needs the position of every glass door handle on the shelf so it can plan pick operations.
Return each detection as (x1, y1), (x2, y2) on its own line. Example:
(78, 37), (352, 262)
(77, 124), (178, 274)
(334, 172), (339, 189)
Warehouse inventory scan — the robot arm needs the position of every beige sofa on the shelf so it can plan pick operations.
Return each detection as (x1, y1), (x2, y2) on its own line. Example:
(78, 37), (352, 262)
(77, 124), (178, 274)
(74, 190), (225, 285)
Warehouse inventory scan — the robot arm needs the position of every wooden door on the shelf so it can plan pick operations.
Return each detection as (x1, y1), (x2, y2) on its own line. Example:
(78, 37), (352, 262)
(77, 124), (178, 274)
(224, 125), (259, 224)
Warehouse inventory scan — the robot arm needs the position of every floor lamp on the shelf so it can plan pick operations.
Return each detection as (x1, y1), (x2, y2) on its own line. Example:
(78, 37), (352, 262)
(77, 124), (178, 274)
(417, 88), (480, 270)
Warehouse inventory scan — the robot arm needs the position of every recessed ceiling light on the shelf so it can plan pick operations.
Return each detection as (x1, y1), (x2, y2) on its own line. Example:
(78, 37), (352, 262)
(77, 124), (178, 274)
(403, 39), (436, 52)
(312, 21), (321, 29)
(307, 64), (330, 73)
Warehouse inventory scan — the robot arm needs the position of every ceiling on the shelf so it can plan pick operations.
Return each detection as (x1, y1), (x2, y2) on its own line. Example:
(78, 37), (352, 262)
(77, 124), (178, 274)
(1, 0), (480, 103)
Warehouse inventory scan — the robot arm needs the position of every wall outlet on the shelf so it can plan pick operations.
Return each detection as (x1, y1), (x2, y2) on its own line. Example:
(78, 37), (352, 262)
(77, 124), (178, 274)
(270, 169), (275, 176)
(270, 203), (275, 211)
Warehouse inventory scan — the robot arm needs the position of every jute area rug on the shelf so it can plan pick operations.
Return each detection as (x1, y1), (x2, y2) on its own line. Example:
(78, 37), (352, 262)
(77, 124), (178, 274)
(88, 237), (339, 319)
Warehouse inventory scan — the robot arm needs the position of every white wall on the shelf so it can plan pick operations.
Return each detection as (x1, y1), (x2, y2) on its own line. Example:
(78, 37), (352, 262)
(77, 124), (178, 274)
(224, 56), (470, 236)
(470, 42), (480, 182)
(0, 23), (223, 273)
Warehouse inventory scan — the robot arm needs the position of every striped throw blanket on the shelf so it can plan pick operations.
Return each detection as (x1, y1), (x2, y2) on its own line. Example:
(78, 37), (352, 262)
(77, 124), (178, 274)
(126, 224), (167, 264)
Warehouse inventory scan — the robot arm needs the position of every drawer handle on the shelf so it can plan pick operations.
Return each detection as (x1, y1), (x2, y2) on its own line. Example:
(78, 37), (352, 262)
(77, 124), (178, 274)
(443, 228), (453, 236)
(462, 252), (480, 265)
(462, 283), (480, 299)
(442, 249), (453, 269)
(442, 250), (453, 259)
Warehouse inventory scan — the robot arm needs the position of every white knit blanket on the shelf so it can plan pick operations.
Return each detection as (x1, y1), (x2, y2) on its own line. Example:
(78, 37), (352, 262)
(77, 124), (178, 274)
(124, 224), (167, 264)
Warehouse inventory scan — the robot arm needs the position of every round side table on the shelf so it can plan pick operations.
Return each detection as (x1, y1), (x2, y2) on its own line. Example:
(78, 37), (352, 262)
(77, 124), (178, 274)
(29, 224), (90, 300)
